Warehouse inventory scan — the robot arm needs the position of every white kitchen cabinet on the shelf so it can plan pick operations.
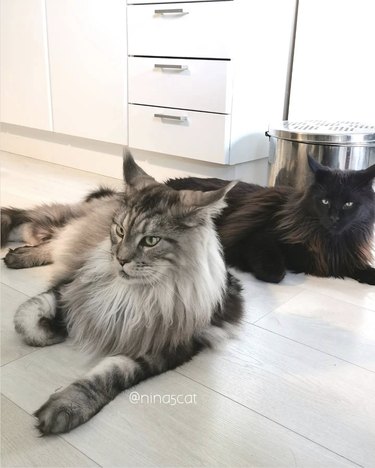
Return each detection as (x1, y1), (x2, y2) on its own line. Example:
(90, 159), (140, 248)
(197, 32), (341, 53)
(289, 0), (375, 123)
(128, 0), (296, 164)
(46, 0), (127, 144)
(0, 0), (52, 130)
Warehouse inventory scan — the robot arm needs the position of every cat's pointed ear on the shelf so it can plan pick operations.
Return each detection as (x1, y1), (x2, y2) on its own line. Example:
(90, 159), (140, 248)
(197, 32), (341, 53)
(307, 155), (327, 174)
(355, 163), (375, 186)
(123, 149), (155, 188)
(179, 181), (237, 215)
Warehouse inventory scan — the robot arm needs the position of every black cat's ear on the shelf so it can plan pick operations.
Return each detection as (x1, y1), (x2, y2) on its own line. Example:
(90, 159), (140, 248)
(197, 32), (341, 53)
(355, 164), (375, 186)
(123, 149), (155, 188)
(307, 155), (327, 174)
(179, 181), (237, 216)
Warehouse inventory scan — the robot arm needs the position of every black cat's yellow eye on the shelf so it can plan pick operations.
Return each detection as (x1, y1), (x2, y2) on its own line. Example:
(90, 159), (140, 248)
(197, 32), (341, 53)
(116, 224), (125, 237)
(141, 236), (161, 247)
(343, 201), (354, 209)
(321, 199), (330, 206)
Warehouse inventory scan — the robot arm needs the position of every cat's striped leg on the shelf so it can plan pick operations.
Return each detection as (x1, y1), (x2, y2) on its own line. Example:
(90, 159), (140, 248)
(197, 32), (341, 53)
(4, 242), (52, 269)
(34, 340), (204, 435)
(14, 290), (67, 346)
(1, 202), (82, 248)
(34, 355), (147, 434)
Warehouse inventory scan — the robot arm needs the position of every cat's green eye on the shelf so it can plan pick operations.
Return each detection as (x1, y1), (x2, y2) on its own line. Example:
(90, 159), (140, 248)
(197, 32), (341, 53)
(141, 236), (161, 247)
(116, 224), (125, 237)
(343, 201), (354, 209)
(321, 199), (330, 206)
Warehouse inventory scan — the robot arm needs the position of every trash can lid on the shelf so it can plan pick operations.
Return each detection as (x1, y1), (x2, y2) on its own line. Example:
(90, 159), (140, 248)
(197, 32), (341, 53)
(267, 120), (375, 146)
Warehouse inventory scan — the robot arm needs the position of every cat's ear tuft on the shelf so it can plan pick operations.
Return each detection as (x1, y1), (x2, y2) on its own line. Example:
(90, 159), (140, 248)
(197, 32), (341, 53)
(364, 163), (375, 180)
(179, 181), (237, 215)
(122, 149), (155, 188)
(307, 154), (326, 174)
(355, 163), (375, 186)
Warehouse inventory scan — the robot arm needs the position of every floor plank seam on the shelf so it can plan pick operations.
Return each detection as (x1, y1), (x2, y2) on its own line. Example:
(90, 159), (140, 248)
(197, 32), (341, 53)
(1, 347), (47, 369)
(241, 286), (306, 326)
(0, 280), (33, 298)
(251, 323), (375, 374)
(1, 348), (41, 368)
(243, 309), (274, 325)
(1, 393), (103, 468)
(173, 371), (364, 468)
(298, 284), (375, 313)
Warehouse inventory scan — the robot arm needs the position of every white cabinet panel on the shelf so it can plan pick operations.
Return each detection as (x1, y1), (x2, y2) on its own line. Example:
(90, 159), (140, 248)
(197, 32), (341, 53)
(0, 0), (52, 130)
(289, 0), (375, 122)
(46, 0), (127, 144)
(129, 105), (231, 164)
(128, 57), (232, 114)
(128, 2), (233, 59)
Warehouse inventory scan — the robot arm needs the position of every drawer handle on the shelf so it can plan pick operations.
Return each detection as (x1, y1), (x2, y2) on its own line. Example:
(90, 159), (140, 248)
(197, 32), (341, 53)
(154, 64), (188, 71)
(154, 113), (188, 122)
(154, 9), (189, 16)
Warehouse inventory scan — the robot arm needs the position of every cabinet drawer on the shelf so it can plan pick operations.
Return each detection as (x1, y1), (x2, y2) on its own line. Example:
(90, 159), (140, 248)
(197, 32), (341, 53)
(128, 105), (230, 164)
(128, 57), (232, 114)
(128, 2), (233, 59)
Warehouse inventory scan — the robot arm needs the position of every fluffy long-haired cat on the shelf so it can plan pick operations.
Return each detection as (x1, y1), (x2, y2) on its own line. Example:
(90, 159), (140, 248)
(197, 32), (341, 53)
(168, 156), (375, 285)
(1, 153), (243, 434)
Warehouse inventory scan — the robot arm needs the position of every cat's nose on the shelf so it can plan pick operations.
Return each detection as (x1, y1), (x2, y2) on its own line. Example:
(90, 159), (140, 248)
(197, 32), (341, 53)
(117, 257), (131, 266)
(330, 214), (339, 223)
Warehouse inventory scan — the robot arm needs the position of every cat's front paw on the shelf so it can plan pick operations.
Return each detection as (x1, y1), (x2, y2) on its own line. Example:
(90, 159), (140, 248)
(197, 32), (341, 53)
(355, 267), (375, 285)
(34, 388), (87, 435)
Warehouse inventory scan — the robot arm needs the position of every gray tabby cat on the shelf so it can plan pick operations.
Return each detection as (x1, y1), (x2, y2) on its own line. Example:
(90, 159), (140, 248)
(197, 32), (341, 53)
(1, 153), (243, 434)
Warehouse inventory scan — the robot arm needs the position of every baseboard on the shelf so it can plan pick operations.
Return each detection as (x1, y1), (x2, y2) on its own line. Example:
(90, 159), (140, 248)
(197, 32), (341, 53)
(0, 123), (269, 184)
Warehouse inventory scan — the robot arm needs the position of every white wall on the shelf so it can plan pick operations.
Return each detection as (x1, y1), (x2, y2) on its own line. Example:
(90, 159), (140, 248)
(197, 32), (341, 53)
(289, 0), (375, 123)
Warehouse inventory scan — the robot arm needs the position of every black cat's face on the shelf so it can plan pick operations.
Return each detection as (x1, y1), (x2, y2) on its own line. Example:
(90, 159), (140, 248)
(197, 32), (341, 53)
(310, 175), (368, 233)
(307, 156), (375, 234)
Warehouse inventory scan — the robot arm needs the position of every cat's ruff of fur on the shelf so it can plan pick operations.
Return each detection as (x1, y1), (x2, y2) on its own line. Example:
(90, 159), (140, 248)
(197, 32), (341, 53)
(62, 225), (228, 357)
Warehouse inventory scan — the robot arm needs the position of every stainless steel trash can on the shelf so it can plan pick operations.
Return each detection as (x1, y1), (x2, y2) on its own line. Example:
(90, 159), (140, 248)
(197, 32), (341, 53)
(267, 120), (375, 189)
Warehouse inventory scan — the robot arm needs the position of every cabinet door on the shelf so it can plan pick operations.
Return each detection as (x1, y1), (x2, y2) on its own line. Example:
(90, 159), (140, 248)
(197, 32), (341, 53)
(46, 0), (127, 144)
(0, 0), (52, 130)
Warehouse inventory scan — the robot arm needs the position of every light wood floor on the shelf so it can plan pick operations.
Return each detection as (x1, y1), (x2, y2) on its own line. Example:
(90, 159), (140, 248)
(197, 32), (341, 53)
(1, 151), (374, 468)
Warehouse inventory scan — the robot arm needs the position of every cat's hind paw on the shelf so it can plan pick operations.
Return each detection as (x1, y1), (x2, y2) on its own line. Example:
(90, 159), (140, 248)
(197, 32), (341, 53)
(4, 245), (47, 269)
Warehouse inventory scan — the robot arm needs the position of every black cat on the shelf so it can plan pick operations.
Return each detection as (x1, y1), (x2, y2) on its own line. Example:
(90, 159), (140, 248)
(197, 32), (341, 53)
(167, 156), (375, 285)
